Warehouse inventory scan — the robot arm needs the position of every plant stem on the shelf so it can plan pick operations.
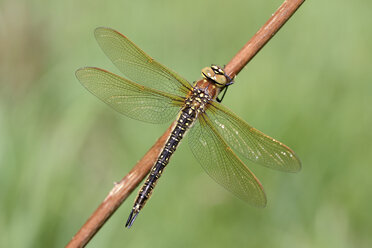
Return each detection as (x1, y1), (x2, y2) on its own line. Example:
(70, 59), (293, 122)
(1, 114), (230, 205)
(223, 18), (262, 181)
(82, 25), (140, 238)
(224, 0), (305, 78)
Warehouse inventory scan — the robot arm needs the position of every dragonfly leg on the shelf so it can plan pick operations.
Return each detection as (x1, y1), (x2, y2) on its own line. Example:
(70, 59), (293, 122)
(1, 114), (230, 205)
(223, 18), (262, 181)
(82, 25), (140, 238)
(216, 86), (229, 103)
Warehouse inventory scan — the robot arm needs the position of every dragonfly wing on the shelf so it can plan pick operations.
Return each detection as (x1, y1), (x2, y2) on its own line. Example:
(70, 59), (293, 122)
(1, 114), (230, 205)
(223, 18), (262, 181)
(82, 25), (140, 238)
(94, 27), (192, 96)
(76, 67), (184, 124)
(188, 114), (266, 207)
(206, 102), (301, 172)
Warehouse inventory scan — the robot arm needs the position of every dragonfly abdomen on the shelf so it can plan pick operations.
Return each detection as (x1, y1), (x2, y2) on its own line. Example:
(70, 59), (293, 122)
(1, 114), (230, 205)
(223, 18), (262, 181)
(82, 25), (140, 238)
(126, 107), (198, 227)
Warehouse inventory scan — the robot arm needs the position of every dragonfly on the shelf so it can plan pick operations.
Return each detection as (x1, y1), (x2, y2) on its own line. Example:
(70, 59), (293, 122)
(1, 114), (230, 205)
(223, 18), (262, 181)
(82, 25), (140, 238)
(76, 27), (301, 228)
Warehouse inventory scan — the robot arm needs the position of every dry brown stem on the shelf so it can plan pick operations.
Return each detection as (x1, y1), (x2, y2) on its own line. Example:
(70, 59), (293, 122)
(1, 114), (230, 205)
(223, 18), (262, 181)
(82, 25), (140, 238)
(224, 0), (305, 78)
(66, 0), (305, 247)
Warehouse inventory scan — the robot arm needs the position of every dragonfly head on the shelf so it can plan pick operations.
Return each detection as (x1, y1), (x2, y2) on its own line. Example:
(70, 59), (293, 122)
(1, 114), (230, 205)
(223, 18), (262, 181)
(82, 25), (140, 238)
(201, 65), (231, 88)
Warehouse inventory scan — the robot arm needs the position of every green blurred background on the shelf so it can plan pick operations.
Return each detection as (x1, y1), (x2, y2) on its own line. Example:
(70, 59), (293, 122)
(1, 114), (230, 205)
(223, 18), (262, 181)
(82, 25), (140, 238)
(1, 0), (371, 247)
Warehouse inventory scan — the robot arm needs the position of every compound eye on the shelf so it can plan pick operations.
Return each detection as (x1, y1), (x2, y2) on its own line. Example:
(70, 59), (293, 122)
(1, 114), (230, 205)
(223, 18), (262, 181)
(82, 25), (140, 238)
(214, 74), (227, 87)
(201, 67), (214, 79)
(211, 65), (224, 74)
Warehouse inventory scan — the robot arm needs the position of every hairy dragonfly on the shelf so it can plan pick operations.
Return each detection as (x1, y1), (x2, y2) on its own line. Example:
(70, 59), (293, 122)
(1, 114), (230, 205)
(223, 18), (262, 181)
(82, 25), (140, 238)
(76, 27), (301, 228)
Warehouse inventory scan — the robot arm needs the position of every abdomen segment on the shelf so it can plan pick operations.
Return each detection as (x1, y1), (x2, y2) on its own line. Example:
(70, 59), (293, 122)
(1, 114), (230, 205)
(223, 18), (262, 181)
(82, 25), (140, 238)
(125, 107), (196, 227)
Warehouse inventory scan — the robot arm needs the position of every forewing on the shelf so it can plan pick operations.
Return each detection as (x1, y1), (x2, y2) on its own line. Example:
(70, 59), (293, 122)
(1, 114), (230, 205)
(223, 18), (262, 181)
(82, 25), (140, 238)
(94, 27), (192, 96)
(188, 115), (267, 207)
(206, 102), (301, 172)
(76, 67), (184, 124)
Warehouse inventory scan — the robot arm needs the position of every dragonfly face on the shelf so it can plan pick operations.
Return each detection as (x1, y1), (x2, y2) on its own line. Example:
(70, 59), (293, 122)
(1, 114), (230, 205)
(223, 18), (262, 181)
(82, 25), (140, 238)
(76, 27), (301, 228)
(198, 65), (234, 103)
(190, 75), (223, 106)
(201, 65), (229, 88)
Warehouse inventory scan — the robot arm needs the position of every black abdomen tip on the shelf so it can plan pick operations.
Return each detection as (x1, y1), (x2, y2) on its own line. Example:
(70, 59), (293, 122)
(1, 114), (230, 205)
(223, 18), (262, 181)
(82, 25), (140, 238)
(125, 209), (140, 228)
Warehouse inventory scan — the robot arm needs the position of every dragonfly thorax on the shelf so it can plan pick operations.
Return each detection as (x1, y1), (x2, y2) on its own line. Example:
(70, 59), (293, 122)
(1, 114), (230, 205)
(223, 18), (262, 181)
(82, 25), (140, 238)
(184, 88), (212, 115)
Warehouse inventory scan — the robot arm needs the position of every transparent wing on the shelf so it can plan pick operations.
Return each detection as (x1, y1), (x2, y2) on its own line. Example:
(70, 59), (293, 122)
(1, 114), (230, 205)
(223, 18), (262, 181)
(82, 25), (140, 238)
(94, 27), (192, 96)
(76, 67), (184, 124)
(188, 115), (266, 207)
(206, 102), (301, 172)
